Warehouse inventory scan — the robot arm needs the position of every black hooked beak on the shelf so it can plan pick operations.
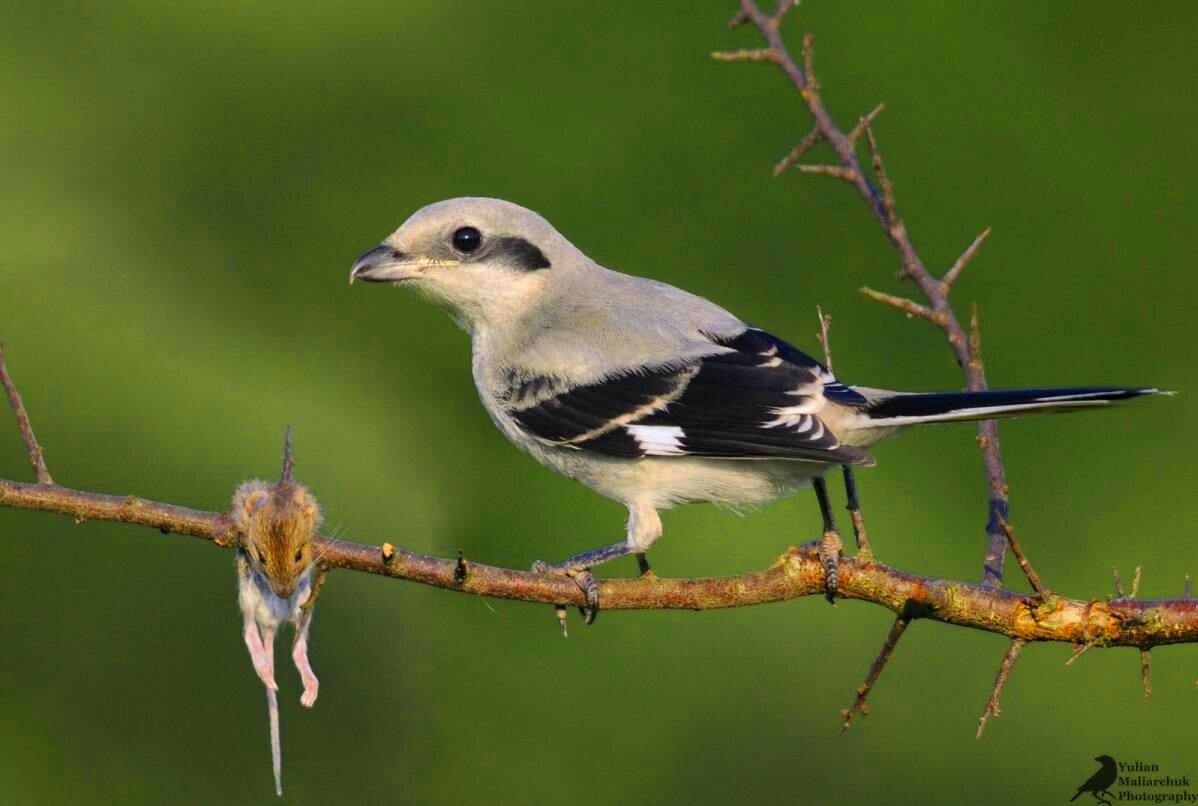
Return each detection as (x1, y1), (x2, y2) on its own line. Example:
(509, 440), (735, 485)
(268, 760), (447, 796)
(349, 244), (408, 284)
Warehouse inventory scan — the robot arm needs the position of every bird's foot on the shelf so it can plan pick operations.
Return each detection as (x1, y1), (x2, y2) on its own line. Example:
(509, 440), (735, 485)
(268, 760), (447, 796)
(818, 529), (844, 604)
(532, 560), (600, 627)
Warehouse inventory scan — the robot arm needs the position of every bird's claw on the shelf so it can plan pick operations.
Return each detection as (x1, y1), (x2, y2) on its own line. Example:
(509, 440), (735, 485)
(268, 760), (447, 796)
(818, 529), (844, 604)
(532, 561), (600, 627)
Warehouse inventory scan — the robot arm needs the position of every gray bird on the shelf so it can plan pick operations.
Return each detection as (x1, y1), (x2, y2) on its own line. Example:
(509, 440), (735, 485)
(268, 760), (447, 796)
(349, 197), (1162, 615)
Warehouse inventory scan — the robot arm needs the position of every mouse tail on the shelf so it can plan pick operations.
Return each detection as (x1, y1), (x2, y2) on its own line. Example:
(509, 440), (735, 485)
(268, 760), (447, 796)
(268, 686), (283, 796)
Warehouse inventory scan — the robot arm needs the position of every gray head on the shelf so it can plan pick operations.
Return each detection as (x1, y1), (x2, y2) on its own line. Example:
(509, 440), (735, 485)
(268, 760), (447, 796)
(349, 197), (584, 330)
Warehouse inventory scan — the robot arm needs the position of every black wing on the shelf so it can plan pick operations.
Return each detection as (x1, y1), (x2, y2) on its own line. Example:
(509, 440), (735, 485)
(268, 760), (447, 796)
(506, 328), (874, 465)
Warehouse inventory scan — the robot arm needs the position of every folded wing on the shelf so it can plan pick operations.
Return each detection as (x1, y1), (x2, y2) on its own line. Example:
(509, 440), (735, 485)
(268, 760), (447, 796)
(506, 328), (874, 465)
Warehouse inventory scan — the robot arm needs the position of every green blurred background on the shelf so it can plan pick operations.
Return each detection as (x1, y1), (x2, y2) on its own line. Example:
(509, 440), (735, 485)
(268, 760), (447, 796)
(2, 1), (1195, 803)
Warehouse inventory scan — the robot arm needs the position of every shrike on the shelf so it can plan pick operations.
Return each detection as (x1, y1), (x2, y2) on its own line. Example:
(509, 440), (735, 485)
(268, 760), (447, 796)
(349, 197), (1161, 614)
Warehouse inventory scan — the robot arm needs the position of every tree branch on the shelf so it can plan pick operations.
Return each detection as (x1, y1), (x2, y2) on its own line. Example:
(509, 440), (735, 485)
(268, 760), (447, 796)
(2, 477), (1196, 647)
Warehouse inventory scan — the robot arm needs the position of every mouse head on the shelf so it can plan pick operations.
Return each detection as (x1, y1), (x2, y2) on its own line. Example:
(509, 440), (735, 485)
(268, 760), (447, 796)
(233, 480), (322, 599)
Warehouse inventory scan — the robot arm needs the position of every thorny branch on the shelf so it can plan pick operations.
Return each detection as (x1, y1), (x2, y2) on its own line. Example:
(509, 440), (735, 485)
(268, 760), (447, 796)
(717, 0), (1012, 589)
(715, 0), (1185, 731)
(3, 475), (1198, 648)
(0, 3), (1190, 739)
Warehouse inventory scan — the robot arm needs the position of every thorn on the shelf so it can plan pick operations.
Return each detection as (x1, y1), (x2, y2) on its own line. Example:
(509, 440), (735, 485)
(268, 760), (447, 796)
(1184, 575), (1193, 598)
(773, 127), (823, 177)
(454, 550), (468, 584)
(1066, 642), (1093, 666)
(1130, 566), (1142, 599)
(859, 287), (936, 321)
(381, 542), (395, 564)
(942, 227), (992, 292)
(796, 164), (859, 183)
(279, 425), (295, 484)
(1141, 649), (1152, 700)
(847, 103), (885, 145)
(711, 48), (778, 63)
(1113, 568), (1125, 599)
(555, 605), (568, 638)
(977, 638), (1026, 739)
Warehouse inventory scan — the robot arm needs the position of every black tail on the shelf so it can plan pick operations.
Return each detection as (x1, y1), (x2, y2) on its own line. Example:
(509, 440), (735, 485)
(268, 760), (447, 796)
(864, 386), (1165, 426)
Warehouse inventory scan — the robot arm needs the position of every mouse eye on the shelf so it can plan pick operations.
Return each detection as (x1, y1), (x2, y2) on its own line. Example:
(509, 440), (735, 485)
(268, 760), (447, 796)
(294, 549), (303, 563)
(451, 226), (481, 253)
(256, 549), (266, 564)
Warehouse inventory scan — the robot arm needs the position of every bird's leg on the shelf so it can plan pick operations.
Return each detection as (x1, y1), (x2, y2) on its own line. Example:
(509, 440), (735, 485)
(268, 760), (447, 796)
(533, 541), (631, 625)
(840, 464), (873, 559)
(635, 553), (653, 577)
(243, 616), (278, 691)
(532, 502), (661, 627)
(812, 475), (842, 603)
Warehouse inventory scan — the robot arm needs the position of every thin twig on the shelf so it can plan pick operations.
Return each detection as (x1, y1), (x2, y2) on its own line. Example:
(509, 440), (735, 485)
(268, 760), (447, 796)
(710, 48), (778, 63)
(841, 613), (911, 732)
(862, 122), (898, 230)
(858, 287), (936, 322)
(815, 306), (833, 371)
(995, 515), (1050, 600)
(795, 164), (859, 183)
(976, 638), (1026, 739)
(846, 103), (885, 146)
(0, 343), (53, 484)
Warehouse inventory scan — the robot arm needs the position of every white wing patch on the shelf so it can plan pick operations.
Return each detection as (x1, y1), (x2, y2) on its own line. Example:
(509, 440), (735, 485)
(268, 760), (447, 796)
(625, 424), (686, 455)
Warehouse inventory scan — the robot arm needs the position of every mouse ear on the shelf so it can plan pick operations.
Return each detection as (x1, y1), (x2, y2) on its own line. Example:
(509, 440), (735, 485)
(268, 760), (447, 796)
(243, 488), (269, 517)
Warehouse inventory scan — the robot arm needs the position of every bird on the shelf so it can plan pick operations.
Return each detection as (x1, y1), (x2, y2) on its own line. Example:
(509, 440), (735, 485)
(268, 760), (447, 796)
(1070, 755), (1118, 802)
(348, 197), (1163, 617)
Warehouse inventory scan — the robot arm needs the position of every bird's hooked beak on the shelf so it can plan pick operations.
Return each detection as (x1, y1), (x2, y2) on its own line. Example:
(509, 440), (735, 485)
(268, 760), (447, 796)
(349, 244), (460, 285)
(349, 244), (409, 284)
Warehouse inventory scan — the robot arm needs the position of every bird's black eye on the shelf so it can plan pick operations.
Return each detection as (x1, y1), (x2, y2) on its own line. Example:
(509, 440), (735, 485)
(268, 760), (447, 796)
(294, 549), (303, 563)
(451, 226), (482, 253)
(257, 549), (266, 564)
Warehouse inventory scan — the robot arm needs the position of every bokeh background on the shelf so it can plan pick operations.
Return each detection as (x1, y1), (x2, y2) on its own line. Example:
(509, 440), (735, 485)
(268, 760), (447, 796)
(2, 1), (1196, 803)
